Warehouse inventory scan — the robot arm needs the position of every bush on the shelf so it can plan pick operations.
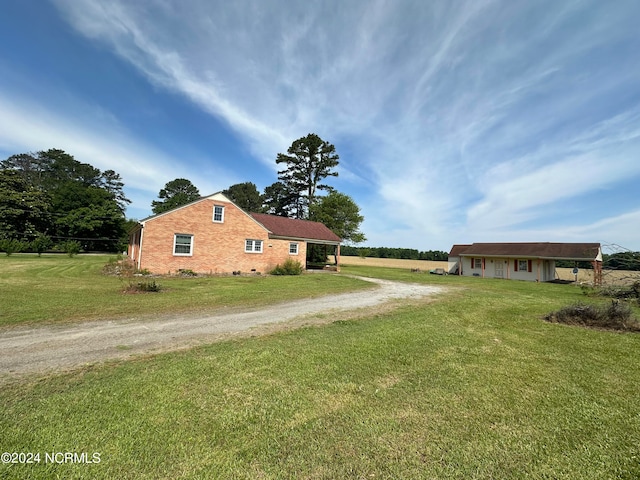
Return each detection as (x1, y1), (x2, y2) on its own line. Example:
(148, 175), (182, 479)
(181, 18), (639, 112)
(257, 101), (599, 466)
(102, 256), (137, 277)
(0, 238), (27, 256)
(177, 269), (197, 277)
(61, 240), (82, 257)
(270, 259), (304, 276)
(30, 235), (52, 256)
(124, 280), (161, 293)
(544, 301), (640, 332)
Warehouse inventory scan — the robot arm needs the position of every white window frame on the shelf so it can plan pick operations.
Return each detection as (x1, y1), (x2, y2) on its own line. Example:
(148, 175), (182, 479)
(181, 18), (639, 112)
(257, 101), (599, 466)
(174, 234), (194, 256)
(518, 260), (528, 272)
(212, 205), (225, 223)
(474, 258), (482, 269)
(245, 239), (263, 253)
(289, 242), (299, 255)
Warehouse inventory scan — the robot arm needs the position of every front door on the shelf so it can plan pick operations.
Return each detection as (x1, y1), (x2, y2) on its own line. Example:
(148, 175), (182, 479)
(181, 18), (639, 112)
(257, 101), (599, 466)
(495, 260), (504, 279)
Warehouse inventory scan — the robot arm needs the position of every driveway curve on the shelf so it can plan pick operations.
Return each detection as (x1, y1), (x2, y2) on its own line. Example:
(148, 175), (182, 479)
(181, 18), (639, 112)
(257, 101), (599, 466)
(0, 277), (443, 377)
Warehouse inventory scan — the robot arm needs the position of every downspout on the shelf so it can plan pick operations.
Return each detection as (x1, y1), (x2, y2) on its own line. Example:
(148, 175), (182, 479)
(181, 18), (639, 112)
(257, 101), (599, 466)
(137, 226), (144, 270)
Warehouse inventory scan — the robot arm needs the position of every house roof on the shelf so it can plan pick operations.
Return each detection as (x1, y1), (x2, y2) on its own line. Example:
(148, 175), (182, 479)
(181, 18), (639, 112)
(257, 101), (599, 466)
(450, 242), (601, 261)
(449, 244), (472, 256)
(250, 213), (341, 244)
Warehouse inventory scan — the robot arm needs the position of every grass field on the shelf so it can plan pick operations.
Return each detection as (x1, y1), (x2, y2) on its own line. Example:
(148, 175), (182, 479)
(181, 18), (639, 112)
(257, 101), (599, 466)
(1, 259), (639, 478)
(0, 254), (372, 327)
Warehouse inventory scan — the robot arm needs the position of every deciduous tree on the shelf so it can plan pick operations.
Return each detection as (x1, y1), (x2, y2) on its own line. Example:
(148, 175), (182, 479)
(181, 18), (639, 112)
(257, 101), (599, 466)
(0, 170), (51, 240)
(309, 191), (366, 244)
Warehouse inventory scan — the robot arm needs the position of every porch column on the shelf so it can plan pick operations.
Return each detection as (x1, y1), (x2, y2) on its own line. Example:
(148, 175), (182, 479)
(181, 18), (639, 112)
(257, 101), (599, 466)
(592, 260), (602, 286)
(335, 244), (341, 272)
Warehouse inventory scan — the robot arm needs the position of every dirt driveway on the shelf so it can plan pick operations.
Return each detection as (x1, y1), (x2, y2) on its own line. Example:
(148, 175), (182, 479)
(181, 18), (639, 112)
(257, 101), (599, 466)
(0, 277), (443, 378)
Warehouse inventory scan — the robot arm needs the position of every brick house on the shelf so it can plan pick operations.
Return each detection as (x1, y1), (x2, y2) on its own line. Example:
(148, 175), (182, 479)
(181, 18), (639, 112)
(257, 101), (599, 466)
(448, 242), (603, 284)
(128, 192), (341, 274)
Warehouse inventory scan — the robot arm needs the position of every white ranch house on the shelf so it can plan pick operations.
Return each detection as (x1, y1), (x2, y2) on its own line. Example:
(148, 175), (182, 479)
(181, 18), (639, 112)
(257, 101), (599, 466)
(448, 242), (603, 284)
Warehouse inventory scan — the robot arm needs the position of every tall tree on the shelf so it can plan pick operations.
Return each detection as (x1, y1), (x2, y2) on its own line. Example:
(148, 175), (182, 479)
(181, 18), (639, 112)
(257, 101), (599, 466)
(223, 182), (264, 212)
(151, 178), (201, 214)
(276, 133), (339, 218)
(309, 191), (366, 244)
(0, 153), (46, 188)
(101, 169), (131, 213)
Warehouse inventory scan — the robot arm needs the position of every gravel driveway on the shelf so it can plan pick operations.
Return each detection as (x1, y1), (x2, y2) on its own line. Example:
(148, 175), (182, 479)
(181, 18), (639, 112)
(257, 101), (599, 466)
(0, 277), (443, 378)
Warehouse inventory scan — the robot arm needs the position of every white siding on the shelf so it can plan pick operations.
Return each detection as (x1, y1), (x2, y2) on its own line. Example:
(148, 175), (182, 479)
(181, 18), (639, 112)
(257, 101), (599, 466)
(460, 256), (554, 282)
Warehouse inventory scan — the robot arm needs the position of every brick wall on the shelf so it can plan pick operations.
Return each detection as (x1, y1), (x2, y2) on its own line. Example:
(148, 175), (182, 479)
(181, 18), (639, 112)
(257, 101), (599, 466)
(138, 199), (306, 274)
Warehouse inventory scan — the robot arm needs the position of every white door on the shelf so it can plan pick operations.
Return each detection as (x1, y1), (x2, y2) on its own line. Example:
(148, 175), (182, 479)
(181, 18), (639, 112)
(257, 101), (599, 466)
(495, 261), (504, 278)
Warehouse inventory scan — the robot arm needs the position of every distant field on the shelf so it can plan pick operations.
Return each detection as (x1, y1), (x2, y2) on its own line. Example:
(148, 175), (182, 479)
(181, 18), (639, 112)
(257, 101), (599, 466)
(339, 256), (448, 271)
(340, 256), (640, 285)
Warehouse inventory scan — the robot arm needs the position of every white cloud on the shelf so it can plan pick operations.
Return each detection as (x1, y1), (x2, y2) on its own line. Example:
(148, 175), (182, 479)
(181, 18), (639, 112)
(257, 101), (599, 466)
(0, 92), (236, 205)
(45, 0), (640, 249)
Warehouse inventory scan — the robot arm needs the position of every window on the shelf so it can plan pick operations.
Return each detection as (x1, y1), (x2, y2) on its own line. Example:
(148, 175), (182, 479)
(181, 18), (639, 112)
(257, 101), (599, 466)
(289, 242), (299, 255)
(245, 239), (263, 253)
(213, 205), (225, 223)
(174, 234), (193, 256)
(515, 259), (533, 272)
(473, 258), (482, 269)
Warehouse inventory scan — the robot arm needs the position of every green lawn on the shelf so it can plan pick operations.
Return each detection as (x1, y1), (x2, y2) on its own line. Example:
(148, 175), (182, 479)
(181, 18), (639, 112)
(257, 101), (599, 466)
(1, 262), (639, 478)
(0, 254), (373, 326)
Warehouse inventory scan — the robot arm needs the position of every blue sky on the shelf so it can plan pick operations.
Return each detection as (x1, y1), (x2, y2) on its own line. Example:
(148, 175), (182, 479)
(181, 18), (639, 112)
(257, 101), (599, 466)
(1, 0), (639, 251)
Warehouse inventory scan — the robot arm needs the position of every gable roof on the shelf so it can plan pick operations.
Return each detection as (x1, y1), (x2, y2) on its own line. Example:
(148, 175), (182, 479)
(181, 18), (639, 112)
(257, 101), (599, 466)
(451, 242), (601, 261)
(139, 192), (231, 223)
(449, 244), (472, 256)
(250, 213), (341, 244)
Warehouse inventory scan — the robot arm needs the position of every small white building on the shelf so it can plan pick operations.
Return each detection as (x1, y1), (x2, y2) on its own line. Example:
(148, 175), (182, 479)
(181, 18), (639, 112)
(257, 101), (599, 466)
(448, 242), (603, 284)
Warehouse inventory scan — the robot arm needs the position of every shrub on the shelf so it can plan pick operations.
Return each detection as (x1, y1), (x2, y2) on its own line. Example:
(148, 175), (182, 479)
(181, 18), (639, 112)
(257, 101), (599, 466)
(124, 280), (161, 293)
(62, 240), (82, 257)
(544, 301), (640, 332)
(102, 256), (136, 277)
(0, 238), (27, 256)
(30, 235), (53, 256)
(177, 269), (197, 277)
(270, 258), (304, 276)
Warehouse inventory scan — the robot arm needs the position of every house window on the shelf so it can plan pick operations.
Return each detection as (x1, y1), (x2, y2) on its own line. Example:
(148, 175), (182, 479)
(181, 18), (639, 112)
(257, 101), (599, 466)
(213, 205), (225, 223)
(515, 259), (533, 272)
(289, 242), (299, 255)
(245, 239), (263, 253)
(473, 258), (482, 269)
(174, 234), (193, 256)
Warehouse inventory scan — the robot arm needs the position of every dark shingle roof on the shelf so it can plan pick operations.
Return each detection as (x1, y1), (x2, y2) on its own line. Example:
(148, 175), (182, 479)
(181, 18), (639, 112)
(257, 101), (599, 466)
(449, 244), (472, 256)
(451, 242), (601, 260)
(250, 213), (341, 244)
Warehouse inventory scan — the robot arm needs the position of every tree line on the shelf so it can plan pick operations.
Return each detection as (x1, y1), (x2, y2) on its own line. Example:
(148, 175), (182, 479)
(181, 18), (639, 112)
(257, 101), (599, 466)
(341, 246), (449, 261)
(0, 149), (132, 253)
